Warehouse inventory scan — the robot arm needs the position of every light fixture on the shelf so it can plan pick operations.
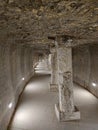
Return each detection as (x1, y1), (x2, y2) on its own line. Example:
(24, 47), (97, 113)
(22, 77), (25, 81)
(92, 82), (96, 87)
(8, 102), (13, 109)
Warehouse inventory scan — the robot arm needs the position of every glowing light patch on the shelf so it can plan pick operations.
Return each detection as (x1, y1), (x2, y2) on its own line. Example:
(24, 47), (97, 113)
(92, 82), (96, 87)
(8, 102), (13, 109)
(22, 77), (25, 81)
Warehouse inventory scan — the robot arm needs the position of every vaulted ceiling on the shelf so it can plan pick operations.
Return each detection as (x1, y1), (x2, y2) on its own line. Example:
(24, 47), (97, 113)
(0, 0), (98, 49)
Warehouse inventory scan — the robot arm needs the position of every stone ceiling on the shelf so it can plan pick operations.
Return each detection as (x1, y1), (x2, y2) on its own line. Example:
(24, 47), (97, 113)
(0, 0), (98, 49)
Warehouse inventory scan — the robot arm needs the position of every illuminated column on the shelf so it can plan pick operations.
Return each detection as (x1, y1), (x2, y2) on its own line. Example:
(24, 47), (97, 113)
(46, 55), (50, 70)
(50, 48), (58, 91)
(55, 43), (80, 121)
(44, 54), (50, 70)
(48, 54), (52, 71)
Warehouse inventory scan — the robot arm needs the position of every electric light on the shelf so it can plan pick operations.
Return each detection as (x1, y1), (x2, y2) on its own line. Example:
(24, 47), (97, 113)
(92, 82), (96, 87)
(8, 102), (13, 109)
(22, 77), (25, 81)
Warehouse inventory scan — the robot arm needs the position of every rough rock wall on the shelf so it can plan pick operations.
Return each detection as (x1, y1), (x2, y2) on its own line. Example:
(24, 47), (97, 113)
(1, 0), (98, 47)
(73, 44), (98, 97)
(0, 44), (38, 130)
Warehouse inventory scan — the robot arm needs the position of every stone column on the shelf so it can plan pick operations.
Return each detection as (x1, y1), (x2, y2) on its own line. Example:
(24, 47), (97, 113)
(48, 54), (52, 71)
(50, 48), (58, 91)
(55, 46), (80, 121)
(45, 55), (50, 70)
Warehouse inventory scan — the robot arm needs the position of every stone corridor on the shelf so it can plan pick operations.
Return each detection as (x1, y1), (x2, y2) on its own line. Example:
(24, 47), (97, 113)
(1, 1), (98, 129)
(8, 62), (98, 130)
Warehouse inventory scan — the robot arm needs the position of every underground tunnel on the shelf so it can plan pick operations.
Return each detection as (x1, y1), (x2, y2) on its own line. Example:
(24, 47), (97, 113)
(0, 0), (98, 130)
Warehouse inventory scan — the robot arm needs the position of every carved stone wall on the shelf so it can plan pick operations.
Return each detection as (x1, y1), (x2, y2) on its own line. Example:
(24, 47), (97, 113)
(73, 44), (98, 97)
(0, 44), (38, 130)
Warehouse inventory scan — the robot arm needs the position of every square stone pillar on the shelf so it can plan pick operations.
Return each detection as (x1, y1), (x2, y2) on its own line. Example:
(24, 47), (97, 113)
(50, 48), (58, 91)
(46, 55), (51, 71)
(55, 46), (80, 121)
(44, 55), (50, 70)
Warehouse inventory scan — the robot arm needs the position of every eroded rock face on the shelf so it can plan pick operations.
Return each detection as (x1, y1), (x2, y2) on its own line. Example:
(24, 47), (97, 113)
(0, 0), (98, 48)
(60, 71), (74, 114)
(51, 48), (58, 85)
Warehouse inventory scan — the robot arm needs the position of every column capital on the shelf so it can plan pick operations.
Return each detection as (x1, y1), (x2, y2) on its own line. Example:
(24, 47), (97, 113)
(55, 35), (73, 48)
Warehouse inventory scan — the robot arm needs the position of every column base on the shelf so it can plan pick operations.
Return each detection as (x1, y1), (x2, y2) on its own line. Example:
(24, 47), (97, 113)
(55, 104), (80, 122)
(50, 84), (58, 92)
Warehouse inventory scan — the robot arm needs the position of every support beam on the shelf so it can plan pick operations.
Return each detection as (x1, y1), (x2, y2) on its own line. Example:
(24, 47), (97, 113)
(50, 48), (58, 91)
(55, 40), (80, 121)
(44, 55), (50, 70)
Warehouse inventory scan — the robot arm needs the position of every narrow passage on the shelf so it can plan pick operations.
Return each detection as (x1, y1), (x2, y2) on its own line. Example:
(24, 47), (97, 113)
(9, 62), (98, 130)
